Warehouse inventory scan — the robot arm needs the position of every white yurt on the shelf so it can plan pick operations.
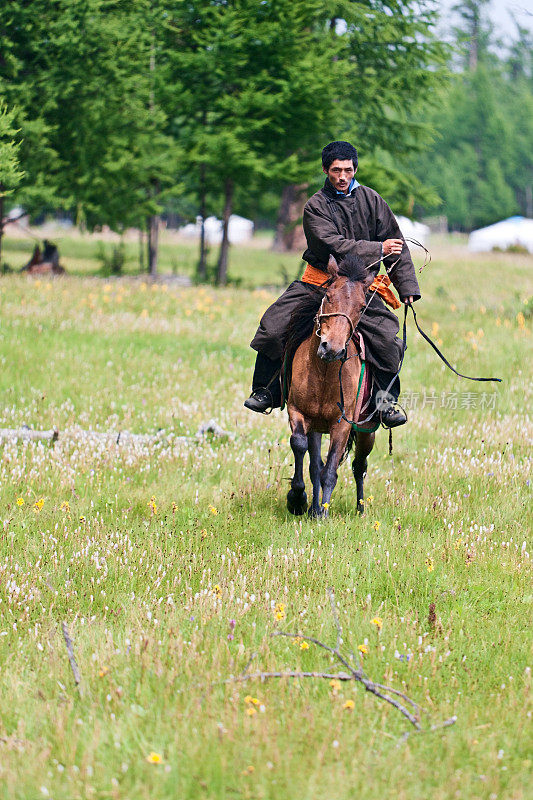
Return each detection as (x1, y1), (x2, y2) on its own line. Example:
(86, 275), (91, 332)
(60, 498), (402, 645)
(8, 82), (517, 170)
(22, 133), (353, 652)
(396, 216), (430, 246)
(468, 216), (533, 254)
(180, 215), (254, 244)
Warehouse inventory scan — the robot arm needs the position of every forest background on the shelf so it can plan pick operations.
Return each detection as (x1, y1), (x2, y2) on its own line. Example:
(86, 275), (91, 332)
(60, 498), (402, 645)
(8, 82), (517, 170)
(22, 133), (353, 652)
(0, 0), (532, 283)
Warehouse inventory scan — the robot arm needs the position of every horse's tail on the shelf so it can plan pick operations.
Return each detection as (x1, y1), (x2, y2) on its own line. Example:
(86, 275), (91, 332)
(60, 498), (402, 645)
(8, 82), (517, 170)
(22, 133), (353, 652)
(340, 427), (356, 465)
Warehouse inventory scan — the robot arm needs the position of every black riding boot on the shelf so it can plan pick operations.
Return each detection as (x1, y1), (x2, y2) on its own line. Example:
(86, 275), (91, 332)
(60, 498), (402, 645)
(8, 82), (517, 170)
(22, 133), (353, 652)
(371, 369), (406, 428)
(244, 352), (282, 413)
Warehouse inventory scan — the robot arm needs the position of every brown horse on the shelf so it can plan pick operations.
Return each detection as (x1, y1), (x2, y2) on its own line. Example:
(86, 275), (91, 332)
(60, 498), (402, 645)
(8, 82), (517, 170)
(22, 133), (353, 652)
(286, 253), (377, 518)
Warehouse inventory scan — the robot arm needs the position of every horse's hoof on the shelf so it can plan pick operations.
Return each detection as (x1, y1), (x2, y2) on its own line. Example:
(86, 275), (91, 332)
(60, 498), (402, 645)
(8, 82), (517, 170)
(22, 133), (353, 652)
(307, 506), (324, 519)
(287, 489), (308, 516)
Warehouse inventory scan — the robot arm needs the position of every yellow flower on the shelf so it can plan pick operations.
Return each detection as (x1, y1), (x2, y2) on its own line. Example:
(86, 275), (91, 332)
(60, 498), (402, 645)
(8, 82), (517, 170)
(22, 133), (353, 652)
(213, 584), (222, 597)
(454, 538), (464, 550)
(60, 501), (70, 514)
(425, 557), (434, 573)
(292, 637), (302, 645)
(16, 497), (24, 507)
(209, 505), (218, 515)
(242, 765), (255, 775)
(343, 699), (355, 711)
(246, 706), (257, 716)
(148, 496), (157, 515)
(517, 312), (525, 329)
(33, 498), (44, 512)
(322, 502), (330, 510)
(330, 679), (341, 695)
(373, 520), (380, 531)
(274, 602), (285, 621)
(79, 515), (86, 523)
(146, 752), (163, 764)
(358, 644), (368, 655)
(371, 616), (383, 631)
(98, 666), (110, 677)
(300, 641), (309, 651)
(200, 529), (208, 541)
(366, 495), (374, 504)
(275, 610), (285, 621)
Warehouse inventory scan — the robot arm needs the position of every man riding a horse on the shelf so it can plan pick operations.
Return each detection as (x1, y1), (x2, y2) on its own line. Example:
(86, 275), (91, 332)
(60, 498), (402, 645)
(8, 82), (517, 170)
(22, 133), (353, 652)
(245, 140), (421, 428)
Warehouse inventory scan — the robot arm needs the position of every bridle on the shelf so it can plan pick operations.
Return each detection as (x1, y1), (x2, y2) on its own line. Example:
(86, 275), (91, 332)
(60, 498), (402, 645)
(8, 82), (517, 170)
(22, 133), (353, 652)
(315, 293), (356, 347)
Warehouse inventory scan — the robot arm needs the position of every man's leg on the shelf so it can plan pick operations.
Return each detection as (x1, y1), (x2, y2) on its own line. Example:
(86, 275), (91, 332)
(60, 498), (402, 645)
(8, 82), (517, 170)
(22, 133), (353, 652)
(358, 294), (406, 428)
(244, 352), (282, 412)
(245, 281), (324, 413)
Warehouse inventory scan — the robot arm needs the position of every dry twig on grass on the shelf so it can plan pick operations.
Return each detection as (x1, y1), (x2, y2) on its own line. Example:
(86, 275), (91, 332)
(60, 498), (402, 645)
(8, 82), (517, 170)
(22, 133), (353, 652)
(227, 588), (457, 736)
(61, 621), (83, 695)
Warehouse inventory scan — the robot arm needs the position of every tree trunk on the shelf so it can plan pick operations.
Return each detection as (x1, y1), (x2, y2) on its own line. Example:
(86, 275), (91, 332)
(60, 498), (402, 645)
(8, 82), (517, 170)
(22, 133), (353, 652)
(216, 179), (233, 285)
(197, 163), (207, 281)
(272, 183), (309, 252)
(147, 211), (159, 276)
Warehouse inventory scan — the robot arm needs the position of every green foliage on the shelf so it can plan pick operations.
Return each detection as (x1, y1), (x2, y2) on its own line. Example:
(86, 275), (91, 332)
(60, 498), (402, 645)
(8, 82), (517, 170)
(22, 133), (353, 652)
(0, 101), (23, 196)
(408, 7), (533, 230)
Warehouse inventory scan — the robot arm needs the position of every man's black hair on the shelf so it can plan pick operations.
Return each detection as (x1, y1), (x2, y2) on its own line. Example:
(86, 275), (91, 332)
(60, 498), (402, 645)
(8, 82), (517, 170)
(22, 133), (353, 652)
(322, 141), (358, 171)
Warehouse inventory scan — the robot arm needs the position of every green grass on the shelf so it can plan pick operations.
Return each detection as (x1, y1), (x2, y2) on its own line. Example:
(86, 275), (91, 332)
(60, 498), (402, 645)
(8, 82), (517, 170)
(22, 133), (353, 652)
(0, 236), (531, 799)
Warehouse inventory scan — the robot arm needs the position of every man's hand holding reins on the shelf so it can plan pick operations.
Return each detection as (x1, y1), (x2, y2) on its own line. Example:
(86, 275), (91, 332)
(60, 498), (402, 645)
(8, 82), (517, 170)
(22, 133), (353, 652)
(382, 238), (404, 255)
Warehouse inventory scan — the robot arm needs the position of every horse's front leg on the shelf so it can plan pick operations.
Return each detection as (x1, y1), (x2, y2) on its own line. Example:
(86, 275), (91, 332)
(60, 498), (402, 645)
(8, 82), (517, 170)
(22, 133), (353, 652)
(307, 431), (323, 517)
(286, 412), (309, 516)
(352, 430), (375, 515)
(320, 421), (352, 516)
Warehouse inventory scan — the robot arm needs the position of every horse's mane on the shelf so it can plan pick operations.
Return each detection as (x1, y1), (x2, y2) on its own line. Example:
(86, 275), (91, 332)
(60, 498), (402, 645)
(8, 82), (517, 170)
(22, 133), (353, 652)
(337, 253), (367, 283)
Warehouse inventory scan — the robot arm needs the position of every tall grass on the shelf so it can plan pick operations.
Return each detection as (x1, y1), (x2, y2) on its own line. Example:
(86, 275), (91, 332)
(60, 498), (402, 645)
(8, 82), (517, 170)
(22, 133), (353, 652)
(0, 237), (530, 799)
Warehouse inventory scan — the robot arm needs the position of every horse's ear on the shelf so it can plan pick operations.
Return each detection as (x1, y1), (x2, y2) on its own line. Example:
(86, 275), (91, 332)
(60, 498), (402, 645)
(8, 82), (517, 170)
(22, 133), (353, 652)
(327, 254), (339, 278)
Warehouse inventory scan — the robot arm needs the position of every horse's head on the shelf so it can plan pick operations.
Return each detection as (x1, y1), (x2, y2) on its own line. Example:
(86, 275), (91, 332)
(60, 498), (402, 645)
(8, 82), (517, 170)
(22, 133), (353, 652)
(316, 254), (373, 362)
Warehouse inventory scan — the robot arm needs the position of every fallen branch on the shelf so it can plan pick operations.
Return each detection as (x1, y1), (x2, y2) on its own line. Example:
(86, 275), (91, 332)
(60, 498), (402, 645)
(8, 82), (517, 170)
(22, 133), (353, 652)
(61, 621), (82, 695)
(0, 420), (232, 445)
(224, 588), (457, 735)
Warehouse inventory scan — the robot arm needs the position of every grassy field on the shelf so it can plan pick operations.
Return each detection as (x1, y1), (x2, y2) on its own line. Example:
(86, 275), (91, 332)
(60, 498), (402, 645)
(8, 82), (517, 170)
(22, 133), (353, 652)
(0, 230), (531, 799)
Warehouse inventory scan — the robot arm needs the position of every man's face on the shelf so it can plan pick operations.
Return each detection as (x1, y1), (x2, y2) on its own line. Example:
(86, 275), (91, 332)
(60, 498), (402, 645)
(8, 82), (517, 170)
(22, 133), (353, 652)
(324, 159), (356, 193)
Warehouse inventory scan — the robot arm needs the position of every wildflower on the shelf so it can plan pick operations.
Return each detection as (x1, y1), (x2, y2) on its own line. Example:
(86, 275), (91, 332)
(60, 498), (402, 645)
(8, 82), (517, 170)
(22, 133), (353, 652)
(213, 584), (222, 597)
(274, 602), (285, 621)
(373, 520), (380, 531)
(425, 557), (435, 573)
(371, 616), (383, 631)
(60, 501), (70, 514)
(148, 496), (157, 515)
(343, 699), (355, 711)
(517, 312), (525, 329)
(200, 529), (208, 541)
(33, 498), (44, 512)
(16, 497), (24, 507)
(227, 620), (236, 641)
(454, 538), (464, 550)
(300, 641), (310, 651)
(172, 502), (178, 513)
(98, 666), (110, 678)
(146, 752), (163, 764)
(330, 679), (341, 695)
(366, 495), (374, 504)
(209, 505), (218, 515)
(358, 644), (368, 655)
(292, 637), (303, 646)
(246, 706), (257, 716)
(79, 516), (86, 524)
(242, 765), (255, 775)
(322, 502), (330, 510)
